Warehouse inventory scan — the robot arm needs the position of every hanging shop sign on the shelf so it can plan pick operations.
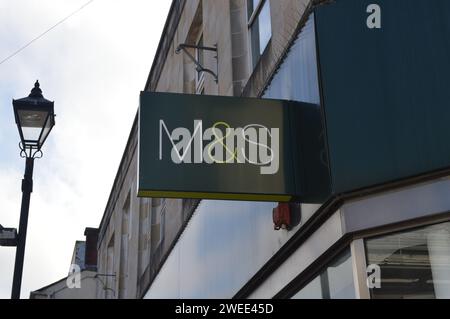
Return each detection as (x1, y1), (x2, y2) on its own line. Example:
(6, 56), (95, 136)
(315, 0), (450, 194)
(138, 92), (329, 202)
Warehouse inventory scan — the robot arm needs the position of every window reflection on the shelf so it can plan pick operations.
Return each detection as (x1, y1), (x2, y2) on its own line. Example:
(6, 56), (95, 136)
(292, 249), (355, 299)
(263, 13), (319, 104)
(248, 0), (272, 68)
(365, 222), (450, 299)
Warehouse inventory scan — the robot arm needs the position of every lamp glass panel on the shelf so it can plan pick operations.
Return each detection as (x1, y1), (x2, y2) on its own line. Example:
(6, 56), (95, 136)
(17, 109), (48, 142)
(38, 115), (53, 146)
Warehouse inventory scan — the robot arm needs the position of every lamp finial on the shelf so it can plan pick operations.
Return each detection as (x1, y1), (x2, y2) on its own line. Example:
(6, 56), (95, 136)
(29, 80), (43, 98)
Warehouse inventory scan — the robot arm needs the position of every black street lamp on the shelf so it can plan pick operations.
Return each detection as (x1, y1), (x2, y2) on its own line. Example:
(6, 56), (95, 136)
(11, 81), (55, 299)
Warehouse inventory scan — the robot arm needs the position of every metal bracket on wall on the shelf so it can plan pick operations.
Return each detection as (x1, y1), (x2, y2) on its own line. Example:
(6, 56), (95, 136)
(176, 43), (219, 83)
(0, 224), (18, 247)
(93, 273), (117, 297)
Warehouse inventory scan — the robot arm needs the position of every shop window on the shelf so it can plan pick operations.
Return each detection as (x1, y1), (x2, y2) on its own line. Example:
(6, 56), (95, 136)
(248, 0), (272, 68)
(365, 222), (450, 299)
(292, 249), (355, 299)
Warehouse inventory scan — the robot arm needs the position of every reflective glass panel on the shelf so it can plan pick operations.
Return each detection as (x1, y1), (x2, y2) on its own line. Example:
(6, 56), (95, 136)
(366, 222), (450, 299)
(292, 249), (355, 299)
(249, 0), (272, 67)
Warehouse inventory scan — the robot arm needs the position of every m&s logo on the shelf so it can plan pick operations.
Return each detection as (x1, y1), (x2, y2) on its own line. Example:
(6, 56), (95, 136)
(159, 120), (280, 175)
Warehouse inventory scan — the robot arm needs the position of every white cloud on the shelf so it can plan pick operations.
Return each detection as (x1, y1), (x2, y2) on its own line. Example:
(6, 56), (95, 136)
(0, 0), (171, 298)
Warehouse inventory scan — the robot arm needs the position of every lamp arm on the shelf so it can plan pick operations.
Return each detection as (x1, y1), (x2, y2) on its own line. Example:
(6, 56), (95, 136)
(176, 45), (218, 83)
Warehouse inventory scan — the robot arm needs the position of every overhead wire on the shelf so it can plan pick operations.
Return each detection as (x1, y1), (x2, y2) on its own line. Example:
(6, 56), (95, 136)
(0, 0), (95, 67)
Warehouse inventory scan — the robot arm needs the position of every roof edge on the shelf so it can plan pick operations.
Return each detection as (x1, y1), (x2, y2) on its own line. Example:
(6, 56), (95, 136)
(144, 0), (186, 92)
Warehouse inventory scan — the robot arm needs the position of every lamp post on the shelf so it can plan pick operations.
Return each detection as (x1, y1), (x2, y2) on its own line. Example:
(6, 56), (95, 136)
(11, 81), (55, 299)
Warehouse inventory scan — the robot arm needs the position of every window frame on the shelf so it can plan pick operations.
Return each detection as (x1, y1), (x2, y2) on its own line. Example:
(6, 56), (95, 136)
(247, 0), (272, 69)
(248, 0), (266, 27)
(290, 247), (357, 299)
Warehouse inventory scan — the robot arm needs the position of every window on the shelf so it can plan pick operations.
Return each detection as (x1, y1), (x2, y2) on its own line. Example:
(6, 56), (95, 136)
(106, 236), (115, 299)
(292, 249), (355, 299)
(138, 198), (151, 279)
(151, 199), (166, 251)
(196, 33), (205, 94)
(119, 193), (131, 298)
(263, 13), (320, 104)
(365, 222), (450, 299)
(248, 0), (272, 68)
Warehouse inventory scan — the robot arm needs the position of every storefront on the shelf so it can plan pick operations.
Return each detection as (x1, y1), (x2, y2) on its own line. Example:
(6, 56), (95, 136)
(143, 1), (450, 299)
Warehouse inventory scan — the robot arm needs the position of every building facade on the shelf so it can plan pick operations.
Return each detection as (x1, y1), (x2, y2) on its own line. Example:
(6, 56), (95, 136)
(37, 0), (450, 299)
(30, 228), (99, 299)
(95, 0), (324, 299)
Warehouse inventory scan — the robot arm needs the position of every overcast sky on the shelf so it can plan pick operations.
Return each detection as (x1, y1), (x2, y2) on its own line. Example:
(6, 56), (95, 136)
(0, 0), (171, 298)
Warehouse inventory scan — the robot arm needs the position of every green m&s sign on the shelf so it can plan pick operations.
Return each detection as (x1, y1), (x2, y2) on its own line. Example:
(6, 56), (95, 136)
(138, 92), (329, 202)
